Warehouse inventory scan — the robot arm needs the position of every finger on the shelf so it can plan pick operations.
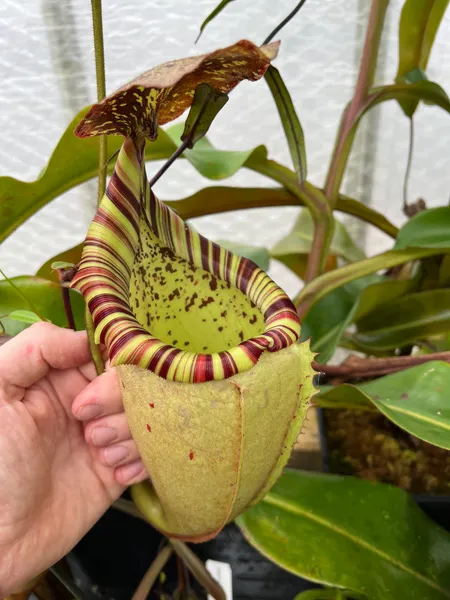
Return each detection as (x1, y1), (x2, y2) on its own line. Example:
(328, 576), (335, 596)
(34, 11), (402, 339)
(0, 323), (89, 394)
(72, 369), (122, 421)
(84, 412), (131, 447)
(115, 460), (148, 486)
(99, 439), (140, 468)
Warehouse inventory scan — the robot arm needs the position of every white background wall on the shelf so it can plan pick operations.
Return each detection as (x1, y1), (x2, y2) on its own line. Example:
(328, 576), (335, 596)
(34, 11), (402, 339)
(1, 0), (449, 298)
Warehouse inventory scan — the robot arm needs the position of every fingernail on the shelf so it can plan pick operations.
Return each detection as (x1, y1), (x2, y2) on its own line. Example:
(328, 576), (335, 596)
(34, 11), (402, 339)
(77, 404), (103, 421)
(104, 445), (129, 466)
(120, 461), (146, 482)
(92, 426), (117, 447)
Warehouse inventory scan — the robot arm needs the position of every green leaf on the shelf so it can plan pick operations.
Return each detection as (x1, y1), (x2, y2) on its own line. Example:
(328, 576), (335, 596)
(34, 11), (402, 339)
(216, 241), (270, 271)
(166, 123), (267, 180)
(395, 207), (450, 250)
(0, 276), (85, 336)
(326, 80), (450, 203)
(439, 254), (450, 285)
(355, 289), (450, 351)
(295, 247), (450, 314)
(300, 278), (373, 364)
(237, 470), (450, 600)
(197, 0), (236, 42)
(0, 102), (397, 246)
(0, 106), (176, 244)
(294, 591), (367, 600)
(395, 0), (450, 116)
(353, 277), (418, 321)
(37, 244), (83, 283)
(9, 310), (44, 324)
(264, 65), (307, 182)
(315, 362), (450, 449)
(51, 261), (77, 270)
(167, 185), (398, 239)
(272, 209), (365, 269)
(181, 83), (229, 148)
(370, 79), (450, 114)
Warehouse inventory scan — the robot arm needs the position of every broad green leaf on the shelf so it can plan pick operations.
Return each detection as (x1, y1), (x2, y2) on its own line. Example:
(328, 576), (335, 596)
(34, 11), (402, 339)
(0, 101), (397, 246)
(181, 83), (229, 148)
(168, 185), (397, 240)
(395, 206), (450, 250)
(9, 310), (44, 324)
(37, 244), (83, 283)
(0, 276), (85, 336)
(217, 241), (270, 271)
(395, 0), (450, 116)
(264, 65), (307, 182)
(166, 123), (267, 180)
(169, 186), (298, 218)
(197, 0), (236, 42)
(272, 209), (365, 273)
(315, 362), (450, 449)
(355, 289), (450, 351)
(300, 278), (374, 364)
(370, 79), (450, 114)
(439, 254), (450, 285)
(51, 261), (76, 270)
(353, 277), (418, 321)
(295, 247), (450, 314)
(0, 106), (176, 244)
(237, 470), (450, 600)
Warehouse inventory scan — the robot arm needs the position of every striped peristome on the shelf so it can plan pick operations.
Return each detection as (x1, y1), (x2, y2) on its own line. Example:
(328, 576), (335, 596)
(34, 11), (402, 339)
(72, 138), (300, 383)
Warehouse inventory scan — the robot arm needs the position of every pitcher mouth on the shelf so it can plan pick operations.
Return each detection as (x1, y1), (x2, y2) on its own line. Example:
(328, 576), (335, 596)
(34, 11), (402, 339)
(72, 138), (300, 383)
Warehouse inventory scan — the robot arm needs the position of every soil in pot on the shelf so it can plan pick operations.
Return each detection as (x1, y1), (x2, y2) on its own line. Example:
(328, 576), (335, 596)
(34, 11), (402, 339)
(323, 409), (450, 495)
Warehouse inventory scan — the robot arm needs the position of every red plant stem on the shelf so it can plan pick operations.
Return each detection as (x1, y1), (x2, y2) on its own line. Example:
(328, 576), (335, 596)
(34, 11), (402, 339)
(61, 287), (76, 330)
(324, 0), (390, 207)
(57, 269), (77, 330)
(304, 218), (330, 283)
(313, 351), (450, 379)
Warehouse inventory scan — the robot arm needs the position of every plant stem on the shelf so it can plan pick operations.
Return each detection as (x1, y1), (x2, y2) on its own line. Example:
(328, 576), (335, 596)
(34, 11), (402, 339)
(246, 157), (334, 281)
(168, 183), (398, 238)
(88, 0), (107, 374)
(170, 539), (226, 600)
(91, 0), (107, 204)
(314, 351), (450, 380)
(132, 545), (173, 600)
(55, 269), (76, 329)
(149, 139), (190, 188)
(62, 288), (76, 330)
(49, 565), (83, 600)
(324, 0), (390, 207)
(263, 0), (308, 45)
(85, 310), (104, 374)
(403, 117), (414, 214)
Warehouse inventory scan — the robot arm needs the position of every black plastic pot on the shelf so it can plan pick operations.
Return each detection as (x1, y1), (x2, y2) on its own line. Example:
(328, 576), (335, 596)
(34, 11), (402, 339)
(70, 502), (320, 600)
(318, 408), (450, 531)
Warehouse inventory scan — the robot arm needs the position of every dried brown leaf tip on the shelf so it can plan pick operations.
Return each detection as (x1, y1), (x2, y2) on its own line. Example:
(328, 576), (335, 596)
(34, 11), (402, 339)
(75, 39), (279, 140)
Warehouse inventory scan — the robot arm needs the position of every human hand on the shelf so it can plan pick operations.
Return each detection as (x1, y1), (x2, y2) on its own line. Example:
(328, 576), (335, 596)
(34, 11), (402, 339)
(0, 323), (148, 595)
